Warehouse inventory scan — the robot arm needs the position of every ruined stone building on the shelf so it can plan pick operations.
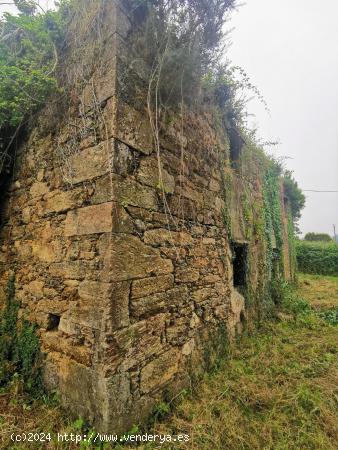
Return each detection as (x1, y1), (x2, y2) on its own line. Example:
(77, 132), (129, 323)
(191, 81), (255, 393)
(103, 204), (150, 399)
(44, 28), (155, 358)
(0, 0), (294, 433)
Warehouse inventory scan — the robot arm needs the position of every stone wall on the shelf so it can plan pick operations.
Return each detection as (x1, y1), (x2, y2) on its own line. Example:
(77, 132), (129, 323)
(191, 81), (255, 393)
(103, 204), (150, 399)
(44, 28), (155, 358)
(0, 0), (293, 433)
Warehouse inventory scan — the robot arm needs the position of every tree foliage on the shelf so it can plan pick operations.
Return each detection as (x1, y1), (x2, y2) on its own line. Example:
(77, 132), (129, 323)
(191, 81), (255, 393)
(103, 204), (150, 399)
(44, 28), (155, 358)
(283, 170), (305, 231)
(304, 232), (333, 242)
(0, 0), (71, 178)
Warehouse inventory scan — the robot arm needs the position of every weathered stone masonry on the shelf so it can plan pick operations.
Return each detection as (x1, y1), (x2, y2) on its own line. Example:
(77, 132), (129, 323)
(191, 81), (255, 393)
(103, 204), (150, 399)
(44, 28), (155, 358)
(0, 0), (292, 433)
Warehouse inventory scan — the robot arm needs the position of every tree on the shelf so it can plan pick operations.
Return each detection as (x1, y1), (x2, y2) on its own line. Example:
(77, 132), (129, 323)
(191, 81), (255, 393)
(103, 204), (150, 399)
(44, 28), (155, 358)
(0, 0), (71, 181)
(304, 232), (333, 242)
(283, 171), (305, 232)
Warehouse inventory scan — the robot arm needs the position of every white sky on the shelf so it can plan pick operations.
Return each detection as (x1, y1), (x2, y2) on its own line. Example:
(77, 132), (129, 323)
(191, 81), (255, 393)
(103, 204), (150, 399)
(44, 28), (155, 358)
(228, 0), (338, 236)
(2, 0), (338, 236)
(0, 0), (54, 15)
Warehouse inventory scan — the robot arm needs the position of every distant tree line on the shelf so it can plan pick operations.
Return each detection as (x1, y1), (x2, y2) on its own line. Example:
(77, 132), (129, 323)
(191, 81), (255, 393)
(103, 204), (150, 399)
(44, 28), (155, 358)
(304, 233), (333, 242)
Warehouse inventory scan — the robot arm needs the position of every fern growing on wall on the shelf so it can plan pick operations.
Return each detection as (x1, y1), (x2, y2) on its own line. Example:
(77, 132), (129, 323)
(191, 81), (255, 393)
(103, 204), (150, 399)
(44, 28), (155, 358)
(0, 275), (43, 396)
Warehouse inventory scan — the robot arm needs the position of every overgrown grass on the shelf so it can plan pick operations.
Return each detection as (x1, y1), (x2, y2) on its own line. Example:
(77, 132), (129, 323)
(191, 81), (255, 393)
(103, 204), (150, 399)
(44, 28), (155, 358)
(1, 277), (337, 449)
(296, 240), (338, 276)
(135, 279), (338, 450)
(298, 273), (338, 309)
(298, 273), (338, 326)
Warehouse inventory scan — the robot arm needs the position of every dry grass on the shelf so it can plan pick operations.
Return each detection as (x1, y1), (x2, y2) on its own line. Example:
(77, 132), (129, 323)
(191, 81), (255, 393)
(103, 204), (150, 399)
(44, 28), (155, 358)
(137, 276), (338, 449)
(0, 388), (82, 449)
(147, 321), (338, 450)
(298, 273), (338, 309)
(0, 276), (337, 449)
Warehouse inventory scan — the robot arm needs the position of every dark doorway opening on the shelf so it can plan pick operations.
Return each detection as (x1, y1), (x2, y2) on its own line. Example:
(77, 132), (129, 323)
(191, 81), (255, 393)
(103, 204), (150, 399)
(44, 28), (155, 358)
(232, 243), (248, 288)
(46, 313), (60, 331)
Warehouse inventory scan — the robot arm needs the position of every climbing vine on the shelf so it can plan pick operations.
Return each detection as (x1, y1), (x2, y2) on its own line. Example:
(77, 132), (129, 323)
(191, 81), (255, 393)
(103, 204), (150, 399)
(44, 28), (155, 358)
(263, 165), (283, 249)
(261, 161), (287, 309)
(287, 209), (297, 279)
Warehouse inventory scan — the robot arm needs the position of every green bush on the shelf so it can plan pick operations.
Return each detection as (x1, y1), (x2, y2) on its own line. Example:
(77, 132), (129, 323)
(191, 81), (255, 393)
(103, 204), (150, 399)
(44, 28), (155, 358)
(0, 276), (43, 396)
(283, 171), (305, 233)
(318, 308), (338, 326)
(0, 1), (71, 178)
(304, 232), (333, 242)
(296, 240), (338, 276)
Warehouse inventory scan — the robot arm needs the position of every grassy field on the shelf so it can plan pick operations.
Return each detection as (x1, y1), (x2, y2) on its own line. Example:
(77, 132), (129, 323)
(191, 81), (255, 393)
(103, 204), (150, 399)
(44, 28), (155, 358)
(0, 274), (337, 449)
(144, 274), (338, 450)
(298, 273), (338, 309)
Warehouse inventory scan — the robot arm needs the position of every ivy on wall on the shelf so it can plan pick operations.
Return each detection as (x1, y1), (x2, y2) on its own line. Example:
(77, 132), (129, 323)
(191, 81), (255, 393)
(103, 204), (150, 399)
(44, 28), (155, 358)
(263, 164), (284, 259)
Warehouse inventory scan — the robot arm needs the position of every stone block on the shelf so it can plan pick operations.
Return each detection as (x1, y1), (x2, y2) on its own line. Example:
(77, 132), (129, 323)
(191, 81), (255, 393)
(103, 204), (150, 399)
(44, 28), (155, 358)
(65, 203), (113, 236)
(192, 287), (215, 304)
(49, 261), (94, 280)
(140, 349), (179, 394)
(62, 299), (104, 331)
(167, 195), (199, 221)
(99, 234), (173, 282)
(106, 99), (153, 155)
(228, 288), (245, 336)
(22, 207), (31, 224)
(131, 285), (187, 319)
(189, 312), (201, 329)
(92, 174), (158, 210)
(109, 281), (130, 329)
(30, 181), (49, 198)
(175, 268), (200, 283)
(131, 292), (166, 319)
(111, 140), (138, 177)
(215, 196), (225, 214)
(200, 273), (222, 284)
(113, 315), (166, 371)
(42, 334), (91, 366)
(176, 183), (204, 204)
(43, 189), (83, 215)
(78, 280), (112, 302)
(202, 237), (216, 245)
(166, 285), (189, 305)
(67, 142), (110, 183)
(136, 157), (175, 194)
(22, 280), (44, 299)
(143, 229), (193, 247)
(209, 178), (221, 192)
(31, 240), (62, 263)
(14, 240), (32, 259)
(182, 338), (195, 356)
(166, 317), (190, 344)
(111, 203), (134, 233)
(57, 358), (115, 433)
(131, 274), (174, 299)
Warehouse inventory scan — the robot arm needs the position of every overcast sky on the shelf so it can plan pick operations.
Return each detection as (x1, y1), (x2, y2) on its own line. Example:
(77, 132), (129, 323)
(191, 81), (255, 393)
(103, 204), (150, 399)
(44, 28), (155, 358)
(228, 0), (338, 236)
(1, 0), (337, 236)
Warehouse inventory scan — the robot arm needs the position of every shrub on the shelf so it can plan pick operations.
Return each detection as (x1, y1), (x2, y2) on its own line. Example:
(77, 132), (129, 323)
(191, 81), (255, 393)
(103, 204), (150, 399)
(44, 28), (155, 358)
(0, 276), (43, 396)
(296, 240), (338, 276)
(318, 308), (338, 326)
(304, 232), (333, 242)
(0, 0), (71, 179)
(283, 171), (305, 233)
